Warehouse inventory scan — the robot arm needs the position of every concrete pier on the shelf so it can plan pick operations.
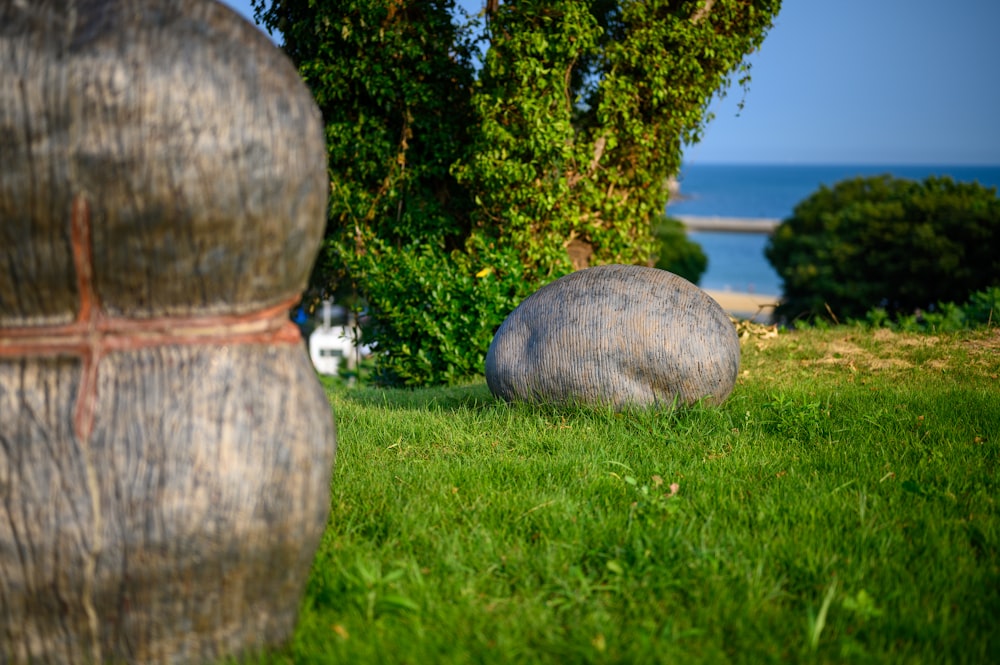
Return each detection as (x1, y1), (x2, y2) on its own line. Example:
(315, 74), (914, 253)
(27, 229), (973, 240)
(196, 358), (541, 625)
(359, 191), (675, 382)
(676, 215), (780, 234)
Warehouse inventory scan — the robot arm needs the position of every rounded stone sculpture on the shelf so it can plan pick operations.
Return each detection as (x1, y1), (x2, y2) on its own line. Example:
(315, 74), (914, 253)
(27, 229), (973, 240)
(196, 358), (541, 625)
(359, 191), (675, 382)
(0, 1), (335, 662)
(485, 264), (740, 409)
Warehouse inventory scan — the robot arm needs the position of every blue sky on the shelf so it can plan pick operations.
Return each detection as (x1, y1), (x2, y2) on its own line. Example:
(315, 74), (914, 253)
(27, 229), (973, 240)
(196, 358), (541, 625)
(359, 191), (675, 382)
(221, 0), (1000, 165)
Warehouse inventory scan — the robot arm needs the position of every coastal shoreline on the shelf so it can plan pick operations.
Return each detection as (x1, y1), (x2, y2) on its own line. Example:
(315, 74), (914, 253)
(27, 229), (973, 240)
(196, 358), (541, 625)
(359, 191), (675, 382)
(704, 289), (780, 322)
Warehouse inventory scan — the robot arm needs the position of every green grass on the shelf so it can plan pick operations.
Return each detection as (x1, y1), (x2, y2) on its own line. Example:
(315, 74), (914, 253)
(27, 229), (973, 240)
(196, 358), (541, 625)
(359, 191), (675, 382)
(266, 326), (998, 664)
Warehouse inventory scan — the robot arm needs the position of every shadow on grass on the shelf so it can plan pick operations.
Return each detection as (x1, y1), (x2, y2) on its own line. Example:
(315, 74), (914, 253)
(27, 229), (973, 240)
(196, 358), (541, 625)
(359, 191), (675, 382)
(325, 377), (498, 412)
(321, 374), (733, 446)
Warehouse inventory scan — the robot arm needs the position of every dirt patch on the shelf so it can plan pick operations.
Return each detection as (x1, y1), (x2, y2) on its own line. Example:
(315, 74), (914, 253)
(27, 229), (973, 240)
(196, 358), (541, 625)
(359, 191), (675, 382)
(742, 326), (1000, 385)
(867, 357), (915, 371)
(962, 329), (1000, 377)
(809, 346), (913, 372)
(963, 328), (1000, 353)
(870, 328), (940, 347)
(872, 328), (896, 343)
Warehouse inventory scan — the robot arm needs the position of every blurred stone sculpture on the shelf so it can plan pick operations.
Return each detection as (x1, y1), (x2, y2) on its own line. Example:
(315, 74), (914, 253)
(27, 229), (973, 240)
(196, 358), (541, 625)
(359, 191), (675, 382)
(0, 0), (335, 661)
(485, 264), (740, 409)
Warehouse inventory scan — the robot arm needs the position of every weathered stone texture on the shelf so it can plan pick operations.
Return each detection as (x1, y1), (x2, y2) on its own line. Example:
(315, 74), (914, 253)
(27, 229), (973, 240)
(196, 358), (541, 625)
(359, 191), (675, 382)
(486, 265), (740, 409)
(0, 1), (335, 662)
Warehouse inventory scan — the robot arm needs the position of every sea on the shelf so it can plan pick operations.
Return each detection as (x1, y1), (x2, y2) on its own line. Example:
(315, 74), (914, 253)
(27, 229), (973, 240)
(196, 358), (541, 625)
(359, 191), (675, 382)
(667, 163), (1000, 295)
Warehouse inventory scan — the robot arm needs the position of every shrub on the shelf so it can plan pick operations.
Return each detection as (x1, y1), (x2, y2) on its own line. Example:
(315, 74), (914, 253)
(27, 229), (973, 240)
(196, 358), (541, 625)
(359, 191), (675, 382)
(765, 175), (1000, 322)
(349, 239), (535, 385)
(653, 216), (708, 285)
(863, 285), (1000, 333)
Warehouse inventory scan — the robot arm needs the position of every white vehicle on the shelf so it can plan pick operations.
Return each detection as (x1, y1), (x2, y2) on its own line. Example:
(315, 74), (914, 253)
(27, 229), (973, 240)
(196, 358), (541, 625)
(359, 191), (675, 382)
(308, 300), (365, 375)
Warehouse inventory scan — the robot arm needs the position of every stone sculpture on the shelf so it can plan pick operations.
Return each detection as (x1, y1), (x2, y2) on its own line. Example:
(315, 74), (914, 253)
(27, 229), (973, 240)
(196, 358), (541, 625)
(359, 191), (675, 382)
(485, 264), (740, 409)
(0, 0), (335, 661)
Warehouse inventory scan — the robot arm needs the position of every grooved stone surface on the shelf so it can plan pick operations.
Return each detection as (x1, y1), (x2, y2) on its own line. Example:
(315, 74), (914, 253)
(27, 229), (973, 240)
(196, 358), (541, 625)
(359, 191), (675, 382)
(0, 346), (335, 663)
(0, 0), (335, 662)
(0, 0), (327, 325)
(485, 265), (740, 409)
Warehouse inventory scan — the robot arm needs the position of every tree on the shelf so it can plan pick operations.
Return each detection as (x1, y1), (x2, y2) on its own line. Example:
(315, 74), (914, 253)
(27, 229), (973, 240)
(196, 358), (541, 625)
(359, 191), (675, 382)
(253, 0), (780, 385)
(765, 175), (1000, 322)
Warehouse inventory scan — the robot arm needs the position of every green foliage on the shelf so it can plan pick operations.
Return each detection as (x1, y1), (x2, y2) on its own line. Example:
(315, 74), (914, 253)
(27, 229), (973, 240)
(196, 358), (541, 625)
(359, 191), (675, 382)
(349, 239), (535, 385)
(251, 0), (477, 282)
(652, 215), (708, 284)
(766, 174), (1000, 323)
(863, 285), (1000, 333)
(254, 0), (780, 385)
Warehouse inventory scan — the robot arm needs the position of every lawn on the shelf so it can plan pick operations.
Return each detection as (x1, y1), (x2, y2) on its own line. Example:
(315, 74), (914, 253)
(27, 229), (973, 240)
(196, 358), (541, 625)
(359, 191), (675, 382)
(264, 325), (999, 664)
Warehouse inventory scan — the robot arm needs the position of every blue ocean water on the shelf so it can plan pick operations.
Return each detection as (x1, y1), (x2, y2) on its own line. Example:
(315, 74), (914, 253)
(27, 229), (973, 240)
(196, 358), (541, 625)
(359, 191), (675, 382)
(668, 164), (1000, 294)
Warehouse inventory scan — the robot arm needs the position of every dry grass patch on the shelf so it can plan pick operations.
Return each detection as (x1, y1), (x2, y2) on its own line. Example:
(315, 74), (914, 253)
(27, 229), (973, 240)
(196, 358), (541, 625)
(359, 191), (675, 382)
(738, 324), (1000, 389)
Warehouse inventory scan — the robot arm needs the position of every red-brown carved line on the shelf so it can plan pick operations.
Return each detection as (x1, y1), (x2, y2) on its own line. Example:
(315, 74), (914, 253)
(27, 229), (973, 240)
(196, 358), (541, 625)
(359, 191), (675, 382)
(0, 196), (303, 442)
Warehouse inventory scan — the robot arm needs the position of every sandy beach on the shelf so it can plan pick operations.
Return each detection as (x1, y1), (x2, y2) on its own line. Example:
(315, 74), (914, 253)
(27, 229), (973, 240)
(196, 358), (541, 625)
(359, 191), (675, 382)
(704, 289), (780, 322)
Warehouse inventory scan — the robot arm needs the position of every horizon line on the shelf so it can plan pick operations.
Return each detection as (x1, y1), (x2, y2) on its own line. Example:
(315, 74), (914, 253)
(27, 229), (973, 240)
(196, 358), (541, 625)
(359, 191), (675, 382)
(679, 160), (1000, 168)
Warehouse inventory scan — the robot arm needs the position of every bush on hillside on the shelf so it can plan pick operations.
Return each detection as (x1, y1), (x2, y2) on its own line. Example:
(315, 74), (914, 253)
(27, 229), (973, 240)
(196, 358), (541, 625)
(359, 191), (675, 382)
(653, 216), (708, 285)
(765, 175), (1000, 322)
